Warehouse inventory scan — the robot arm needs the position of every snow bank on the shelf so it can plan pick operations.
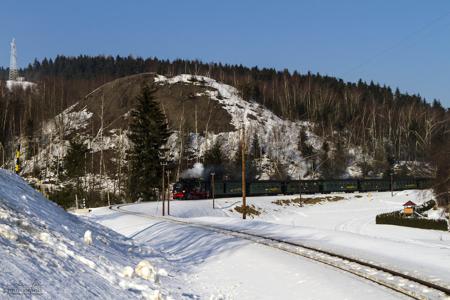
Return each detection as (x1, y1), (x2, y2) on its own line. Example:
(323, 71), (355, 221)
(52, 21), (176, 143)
(84, 230), (93, 245)
(135, 260), (157, 282)
(0, 169), (171, 299)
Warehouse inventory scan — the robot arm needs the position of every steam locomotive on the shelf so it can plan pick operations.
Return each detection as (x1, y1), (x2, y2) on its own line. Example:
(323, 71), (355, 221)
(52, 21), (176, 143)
(172, 177), (433, 200)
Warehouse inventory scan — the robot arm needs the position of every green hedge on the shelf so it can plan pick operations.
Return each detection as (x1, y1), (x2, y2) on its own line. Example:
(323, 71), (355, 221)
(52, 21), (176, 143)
(376, 200), (449, 231)
(376, 214), (448, 231)
(415, 200), (436, 214)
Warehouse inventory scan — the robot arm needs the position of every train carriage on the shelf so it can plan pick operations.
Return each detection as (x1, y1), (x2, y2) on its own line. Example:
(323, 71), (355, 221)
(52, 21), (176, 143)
(322, 179), (359, 193)
(208, 181), (226, 197)
(417, 178), (433, 189)
(392, 178), (417, 191)
(286, 180), (321, 194)
(224, 181), (243, 197)
(359, 179), (390, 192)
(249, 181), (283, 196)
(172, 177), (433, 200)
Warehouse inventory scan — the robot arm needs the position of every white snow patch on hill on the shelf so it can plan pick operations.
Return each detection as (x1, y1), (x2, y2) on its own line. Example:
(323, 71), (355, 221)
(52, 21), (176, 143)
(155, 74), (338, 179)
(6, 80), (35, 90)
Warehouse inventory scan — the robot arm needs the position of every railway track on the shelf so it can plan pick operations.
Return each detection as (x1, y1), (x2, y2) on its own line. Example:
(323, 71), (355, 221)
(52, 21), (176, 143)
(110, 204), (450, 300)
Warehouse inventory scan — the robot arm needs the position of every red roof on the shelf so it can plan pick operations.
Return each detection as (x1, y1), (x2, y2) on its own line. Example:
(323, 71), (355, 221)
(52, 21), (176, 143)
(403, 201), (417, 207)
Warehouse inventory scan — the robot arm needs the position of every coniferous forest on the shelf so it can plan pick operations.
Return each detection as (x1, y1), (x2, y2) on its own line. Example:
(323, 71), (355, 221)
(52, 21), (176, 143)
(0, 55), (449, 204)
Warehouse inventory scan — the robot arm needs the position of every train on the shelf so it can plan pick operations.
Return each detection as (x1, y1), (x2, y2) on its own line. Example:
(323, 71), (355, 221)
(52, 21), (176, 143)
(172, 177), (434, 200)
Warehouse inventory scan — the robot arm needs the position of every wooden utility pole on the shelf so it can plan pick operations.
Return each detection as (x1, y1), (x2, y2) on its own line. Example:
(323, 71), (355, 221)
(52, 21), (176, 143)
(0, 142), (4, 167)
(298, 174), (302, 202)
(390, 171), (394, 197)
(166, 170), (171, 215)
(241, 128), (247, 219)
(211, 172), (216, 209)
(162, 161), (167, 216)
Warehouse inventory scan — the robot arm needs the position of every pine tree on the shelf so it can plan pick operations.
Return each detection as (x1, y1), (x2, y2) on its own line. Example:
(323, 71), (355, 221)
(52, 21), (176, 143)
(63, 138), (88, 180)
(331, 141), (349, 177)
(250, 133), (262, 160)
(204, 139), (226, 179)
(298, 129), (314, 158)
(247, 134), (261, 179)
(127, 85), (171, 201)
(61, 137), (88, 201)
(318, 141), (332, 178)
(204, 139), (224, 166)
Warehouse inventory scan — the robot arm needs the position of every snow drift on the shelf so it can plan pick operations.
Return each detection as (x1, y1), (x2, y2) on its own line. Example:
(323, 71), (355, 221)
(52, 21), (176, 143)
(0, 169), (170, 299)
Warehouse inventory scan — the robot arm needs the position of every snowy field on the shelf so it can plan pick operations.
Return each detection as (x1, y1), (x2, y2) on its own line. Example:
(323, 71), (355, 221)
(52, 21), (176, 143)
(89, 189), (450, 299)
(1, 166), (448, 299)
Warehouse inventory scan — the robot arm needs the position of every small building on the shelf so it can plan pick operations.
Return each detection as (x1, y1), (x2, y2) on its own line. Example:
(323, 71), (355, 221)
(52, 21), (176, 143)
(403, 200), (417, 216)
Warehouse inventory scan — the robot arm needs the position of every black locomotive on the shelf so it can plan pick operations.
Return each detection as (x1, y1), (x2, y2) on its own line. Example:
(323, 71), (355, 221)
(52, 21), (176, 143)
(172, 177), (433, 200)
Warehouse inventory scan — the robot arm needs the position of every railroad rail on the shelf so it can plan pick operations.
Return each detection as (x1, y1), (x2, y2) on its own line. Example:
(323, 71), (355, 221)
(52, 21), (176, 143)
(110, 204), (450, 300)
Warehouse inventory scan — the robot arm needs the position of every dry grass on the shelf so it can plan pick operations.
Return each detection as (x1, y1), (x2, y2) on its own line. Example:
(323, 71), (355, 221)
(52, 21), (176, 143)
(272, 196), (345, 207)
(234, 204), (262, 217)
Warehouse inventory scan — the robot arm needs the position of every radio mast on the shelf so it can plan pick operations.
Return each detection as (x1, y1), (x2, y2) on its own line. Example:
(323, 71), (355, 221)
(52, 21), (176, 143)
(9, 38), (18, 81)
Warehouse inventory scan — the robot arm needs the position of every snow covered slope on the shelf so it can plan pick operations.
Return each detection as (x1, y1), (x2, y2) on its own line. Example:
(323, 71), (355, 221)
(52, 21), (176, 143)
(155, 74), (328, 179)
(0, 169), (172, 299)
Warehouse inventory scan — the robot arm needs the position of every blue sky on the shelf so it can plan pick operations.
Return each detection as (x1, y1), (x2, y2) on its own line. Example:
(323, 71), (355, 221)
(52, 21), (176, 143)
(1, 0), (450, 107)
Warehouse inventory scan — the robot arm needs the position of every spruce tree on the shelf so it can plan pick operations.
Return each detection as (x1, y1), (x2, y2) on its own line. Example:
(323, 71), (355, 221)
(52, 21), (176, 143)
(204, 139), (224, 166)
(247, 134), (261, 179)
(61, 137), (88, 204)
(319, 141), (332, 178)
(63, 138), (88, 181)
(204, 139), (226, 179)
(298, 129), (314, 158)
(127, 85), (170, 201)
(250, 133), (261, 160)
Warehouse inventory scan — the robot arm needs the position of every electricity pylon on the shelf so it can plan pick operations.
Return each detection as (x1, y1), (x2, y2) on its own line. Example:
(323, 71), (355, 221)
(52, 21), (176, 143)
(9, 38), (18, 81)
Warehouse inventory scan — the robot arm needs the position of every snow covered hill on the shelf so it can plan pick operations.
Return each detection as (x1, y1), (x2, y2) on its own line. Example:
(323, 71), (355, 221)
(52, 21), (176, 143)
(14, 73), (368, 203)
(0, 169), (173, 299)
(11, 72), (433, 210)
(154, 74), (330, 179)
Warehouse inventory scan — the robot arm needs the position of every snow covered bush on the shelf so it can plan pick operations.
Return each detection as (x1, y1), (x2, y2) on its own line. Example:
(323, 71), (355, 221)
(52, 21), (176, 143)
(135, 260), (157, 281)
(0, 224), (18, 241)
(84, 230), (93, 245)
(415, 200), (438, 214)
(122, 266), (134, 278)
